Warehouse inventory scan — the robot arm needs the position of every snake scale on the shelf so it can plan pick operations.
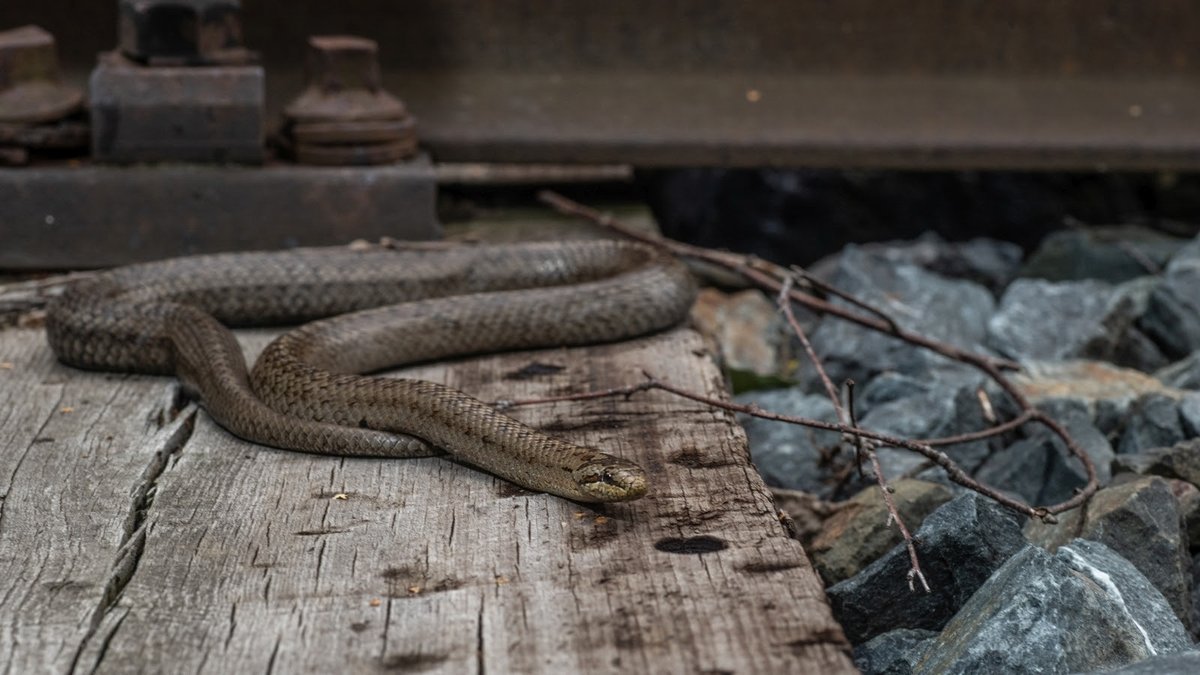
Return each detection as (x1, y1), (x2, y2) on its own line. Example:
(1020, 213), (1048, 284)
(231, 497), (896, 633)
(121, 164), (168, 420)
(45, 240), (696, 502)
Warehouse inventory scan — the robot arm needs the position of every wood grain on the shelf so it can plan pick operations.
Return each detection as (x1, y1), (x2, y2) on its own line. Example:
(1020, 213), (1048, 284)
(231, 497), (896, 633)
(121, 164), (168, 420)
(0, 325), (854, 674)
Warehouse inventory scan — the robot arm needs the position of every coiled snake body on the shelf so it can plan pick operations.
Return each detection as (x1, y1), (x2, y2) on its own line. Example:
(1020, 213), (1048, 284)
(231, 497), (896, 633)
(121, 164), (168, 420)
(46, 240), (696, 502)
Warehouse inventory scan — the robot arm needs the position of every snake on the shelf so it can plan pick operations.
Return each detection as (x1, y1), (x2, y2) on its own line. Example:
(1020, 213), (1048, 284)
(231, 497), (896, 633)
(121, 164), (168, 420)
(44, 240), (696, 503)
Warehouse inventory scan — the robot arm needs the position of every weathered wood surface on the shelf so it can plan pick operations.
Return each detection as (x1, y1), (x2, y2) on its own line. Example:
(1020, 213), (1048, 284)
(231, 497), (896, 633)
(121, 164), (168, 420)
(0, 323), (854, 674)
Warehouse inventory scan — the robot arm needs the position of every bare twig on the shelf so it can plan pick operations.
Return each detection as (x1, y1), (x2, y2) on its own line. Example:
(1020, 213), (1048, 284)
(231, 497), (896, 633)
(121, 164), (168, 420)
(841, 379), (929, 592)
(791, 266), (901, 334)
(537, 190), (1093, 522)
(497, 372), (1057, 521)
(777, 276), (845, 423)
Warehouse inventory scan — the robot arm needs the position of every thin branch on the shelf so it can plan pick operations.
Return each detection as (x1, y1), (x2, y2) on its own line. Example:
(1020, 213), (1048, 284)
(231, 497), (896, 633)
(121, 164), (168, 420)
(498, 373), (1059, 521)
(777, 276), (845, 424)
(916, 411), (1034, 447)
(791, 266), (901, 334)
(537, 190), (1093, 522)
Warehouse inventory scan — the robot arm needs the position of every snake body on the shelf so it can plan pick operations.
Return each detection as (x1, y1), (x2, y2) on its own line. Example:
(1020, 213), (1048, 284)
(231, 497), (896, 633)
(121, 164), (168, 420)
(45, 240), (696, 502)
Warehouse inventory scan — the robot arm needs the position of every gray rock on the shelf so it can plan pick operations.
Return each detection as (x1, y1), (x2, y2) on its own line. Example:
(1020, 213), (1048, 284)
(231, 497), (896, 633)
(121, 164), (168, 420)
(827, 492), (1027, 645)
(735, 388), (843, 497)
(803, 246), (995, 391)
(1025, 476), (1192, 628)
(810, 479), (954, 585)
(975, 436), (1071, 506)
(1168, 234), (1200, 268)
(1139, 251), (1200, 359)
(1193, 555), (1200, 640)
(974, 398), (1113, 507)
(987, 278), (1113, 361)
(1009, 360), (1186, 427)
(1112, 438), (1200, 488)
(1182, 393), (1200, 437)
(1092, 648), (1200, 675)
(854, 379), (999, 492)
(914, 541), (1191, 674)
(858, 372), (938, 410)
(810, 232), (1023, 298)
(860, 386), (990, 481)
(690, 288), (792, 380)
(1155, 350), (1200, 391)
(1036, 398), (1116, 487)
(1168, 481), (1200, 562)
(1020, 224), (1185, 284)
(1084, 276), (1171, 372)
(1118, 393), (1187, 454)
(852, 629), (936, 675)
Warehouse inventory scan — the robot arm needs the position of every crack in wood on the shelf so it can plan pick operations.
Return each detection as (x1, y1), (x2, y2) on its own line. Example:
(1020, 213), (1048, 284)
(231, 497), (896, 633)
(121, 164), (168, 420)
(67, 405), (198, 673)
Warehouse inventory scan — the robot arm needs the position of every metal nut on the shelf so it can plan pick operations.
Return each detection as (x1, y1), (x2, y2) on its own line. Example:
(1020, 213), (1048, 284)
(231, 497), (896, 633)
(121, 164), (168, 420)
(0, 25), (84, 124)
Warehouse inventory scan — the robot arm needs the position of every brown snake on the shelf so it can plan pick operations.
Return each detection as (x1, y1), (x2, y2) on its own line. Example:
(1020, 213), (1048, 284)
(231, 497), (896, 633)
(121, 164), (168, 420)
(45, 240), (696, 503)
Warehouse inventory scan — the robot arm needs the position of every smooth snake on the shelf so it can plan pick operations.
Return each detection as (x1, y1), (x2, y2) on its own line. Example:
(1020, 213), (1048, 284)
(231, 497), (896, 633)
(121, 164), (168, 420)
(45, 240), (696, 503)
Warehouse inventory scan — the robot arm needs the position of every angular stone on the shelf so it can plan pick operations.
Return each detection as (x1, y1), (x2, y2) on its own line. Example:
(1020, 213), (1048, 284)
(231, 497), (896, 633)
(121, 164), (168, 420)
(986, 278), (1114, 361)
(1098, 649), (1200, 675)
(1020, 224), (1185, 284)
(1171, 481), (1200, 560)
(827, 492), (1026, 644)
(857, 372), (938, 410)
(690, 288), (791, 379)
(810, 479), (954, 585)
(1084, 276), (1170, 372)
(914, 542), (1190, 674)
(975, 397), (1113, 507)
(803, 246), (995, 391)
(735, 388), (843, 498)
(1112, 438), (1200, 488)
(1193, 555), (1200, 640)
(1026, 476), (1191, 627)
(1156, 350), (1200, 391)
(852, 628), (936, 675)
(861, 385), (991, 481)
(1010, 360), (1187, 429)
(974, 436), (1063, 506)
(1139, 241), (1200, 359)
(812, 232), (1023, 297)
(1118, 393), (1187, 454)
(1182, 393), (1200, 437)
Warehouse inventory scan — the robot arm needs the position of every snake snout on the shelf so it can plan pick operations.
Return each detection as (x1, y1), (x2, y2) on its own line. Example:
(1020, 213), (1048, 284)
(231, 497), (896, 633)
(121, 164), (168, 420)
(574, 459), (648, 502)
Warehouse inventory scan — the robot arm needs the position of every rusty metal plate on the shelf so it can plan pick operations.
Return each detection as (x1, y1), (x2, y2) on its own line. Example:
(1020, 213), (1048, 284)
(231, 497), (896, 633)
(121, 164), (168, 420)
(9, 1), (1200, 168)
(290, 117), (416, 145)
(0, 157), (439, 269)
(372, 70), (1200, 170)
(292, 138), (418, 166)
(89, 51), (264, 164)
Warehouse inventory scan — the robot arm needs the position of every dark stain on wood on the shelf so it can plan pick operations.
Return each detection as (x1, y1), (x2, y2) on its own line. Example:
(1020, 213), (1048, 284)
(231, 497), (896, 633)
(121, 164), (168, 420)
(292, 527), (351, 536)
(538, 417), (627, 432)
(494, 481), (537, 499)
(738, 560), (806, 574)
(654, 535), (728, 554)
(504, 361), (565, 380)
(667, 446), (736, 469)
(379, 652), (450, 671)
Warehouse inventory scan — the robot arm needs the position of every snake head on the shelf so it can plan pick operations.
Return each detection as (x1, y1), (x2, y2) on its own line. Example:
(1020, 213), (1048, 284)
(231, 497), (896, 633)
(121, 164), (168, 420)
(573, 458), (648, 502)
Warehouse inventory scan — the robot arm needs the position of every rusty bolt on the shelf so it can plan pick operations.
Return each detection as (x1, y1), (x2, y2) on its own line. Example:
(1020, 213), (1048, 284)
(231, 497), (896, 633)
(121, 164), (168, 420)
(118, 0), (254, 65)
(306, 35), (384, 94)
(0, 25), (84, 124)
(284, 35), (409, 124)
